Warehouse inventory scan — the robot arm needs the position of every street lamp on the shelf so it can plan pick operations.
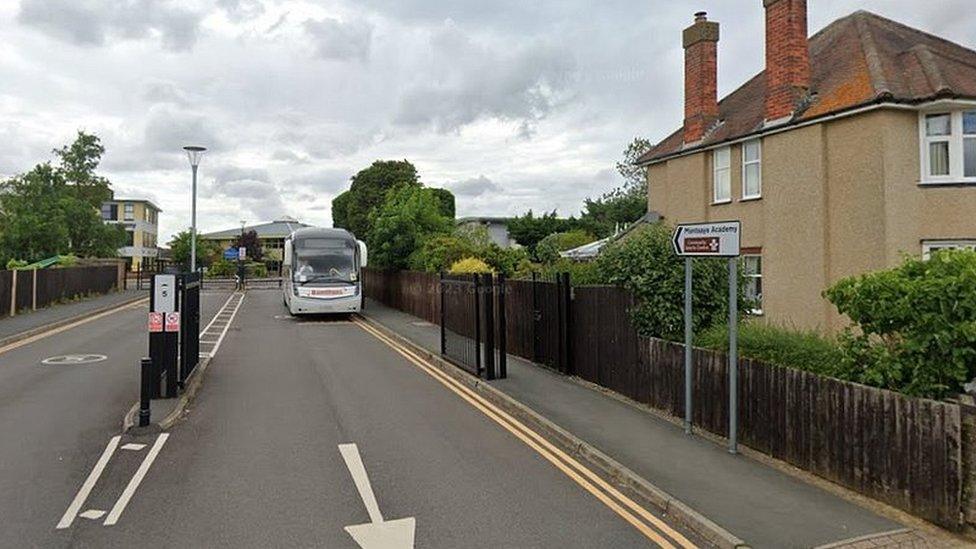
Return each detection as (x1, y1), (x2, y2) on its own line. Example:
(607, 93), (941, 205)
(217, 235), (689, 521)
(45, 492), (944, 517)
(183, 146), (207, 272)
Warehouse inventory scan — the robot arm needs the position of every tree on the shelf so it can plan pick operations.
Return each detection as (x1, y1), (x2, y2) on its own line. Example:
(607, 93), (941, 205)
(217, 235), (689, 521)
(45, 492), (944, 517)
(367, 185), (452, 270)
(615, 136), (652, 190)
(578, 184), (647, 238)
(507, 210), (578, 259)
(332, 190), (351, 229)
(234, 230), (263, 262)
(535, 230), (596, 263)
(428, 187), (456, 219)
(0, 132), (124, 264)
(169, 231), (219, 269)
(343, 160), (421, 239)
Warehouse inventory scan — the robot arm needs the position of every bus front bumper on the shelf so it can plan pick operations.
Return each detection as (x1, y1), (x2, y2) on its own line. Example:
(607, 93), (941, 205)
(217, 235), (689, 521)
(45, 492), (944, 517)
(290, 293), (361, 314)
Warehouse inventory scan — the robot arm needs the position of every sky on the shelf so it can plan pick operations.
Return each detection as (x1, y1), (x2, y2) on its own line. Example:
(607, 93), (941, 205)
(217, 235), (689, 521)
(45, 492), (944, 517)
(1, 0), (973, 242)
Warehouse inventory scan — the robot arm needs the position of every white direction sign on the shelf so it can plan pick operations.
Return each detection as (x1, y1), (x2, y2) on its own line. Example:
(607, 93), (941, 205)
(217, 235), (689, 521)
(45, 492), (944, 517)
(672, 221), (741, 257)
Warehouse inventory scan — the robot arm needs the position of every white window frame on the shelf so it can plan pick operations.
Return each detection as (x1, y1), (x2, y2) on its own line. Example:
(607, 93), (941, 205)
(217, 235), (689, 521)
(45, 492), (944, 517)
(712, 146), (731, 204)
(741, 139), (762, 200)
(123, 203), (134, 221)
(922, 239), (976, 259)
(919, 110), (976, 184)
(742, 254), (763, 315)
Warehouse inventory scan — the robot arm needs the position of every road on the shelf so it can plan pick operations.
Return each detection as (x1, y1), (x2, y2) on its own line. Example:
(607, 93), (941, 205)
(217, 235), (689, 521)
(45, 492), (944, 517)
(0, 291), (229, 547)
(15, 289), (703, 548)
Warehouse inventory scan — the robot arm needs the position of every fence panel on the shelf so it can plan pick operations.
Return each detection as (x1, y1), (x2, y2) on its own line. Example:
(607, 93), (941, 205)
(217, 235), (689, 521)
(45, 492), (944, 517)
(363, 269), (439, 324)
(0, 271), (11, 316)
(503, 279), (535, 360)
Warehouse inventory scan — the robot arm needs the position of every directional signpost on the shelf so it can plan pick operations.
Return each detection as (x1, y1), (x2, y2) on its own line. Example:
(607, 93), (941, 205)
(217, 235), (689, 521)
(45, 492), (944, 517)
(672, 220), (741, 454)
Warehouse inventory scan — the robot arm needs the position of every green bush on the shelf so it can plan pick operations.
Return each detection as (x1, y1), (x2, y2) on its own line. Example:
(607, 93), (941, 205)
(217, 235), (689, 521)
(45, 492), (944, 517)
(246, 262), (268, 278)
(207, 259), (236, 277)
(698, 321), (844, 377)
(535, 230), (596, 264)
(824, 249), (976, 398)
(6, 259), (27, 270)
(408, 225), (527, 276)
(593, 223), (748, 340)
(449, 257), (493, 274)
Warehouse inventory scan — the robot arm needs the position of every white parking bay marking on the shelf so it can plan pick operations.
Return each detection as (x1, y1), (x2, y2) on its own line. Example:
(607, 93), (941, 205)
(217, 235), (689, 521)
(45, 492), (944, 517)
(103, 433), (169, 526)
(79, 509), (106, 520)
(57, 436), (121, 529)
(121, 443), (146, 451)
(338, 443), (415, 549)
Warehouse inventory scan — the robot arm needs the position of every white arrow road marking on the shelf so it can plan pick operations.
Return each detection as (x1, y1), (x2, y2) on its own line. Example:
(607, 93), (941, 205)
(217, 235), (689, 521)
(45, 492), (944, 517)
(57, 435), (120, 529)
(120, 443), (146, 451)
(79, 509), (106, 520)
(103, 433), (169, 526)
(338, 443), (416, 549)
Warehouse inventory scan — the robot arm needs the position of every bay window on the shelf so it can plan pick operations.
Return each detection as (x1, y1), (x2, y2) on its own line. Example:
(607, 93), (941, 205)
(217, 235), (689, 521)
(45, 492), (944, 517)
(921, 110), (976, 183)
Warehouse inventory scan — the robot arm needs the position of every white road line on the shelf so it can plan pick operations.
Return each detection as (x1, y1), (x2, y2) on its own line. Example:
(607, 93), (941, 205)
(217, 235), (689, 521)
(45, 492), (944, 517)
(338, 444), (384, 524)
(57, 436), (121, 529)
(198, 293), (238, 336)
(79, 509), (106, 520)
(103, 433), (169, 526)
(207, 294), (244, 358)
(120, 443), (146, 451)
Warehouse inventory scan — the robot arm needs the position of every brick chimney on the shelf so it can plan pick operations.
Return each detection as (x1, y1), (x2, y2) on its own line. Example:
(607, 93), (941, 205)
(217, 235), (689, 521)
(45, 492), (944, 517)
(683, 12), (719, 144)
(763, 0), (810, 122)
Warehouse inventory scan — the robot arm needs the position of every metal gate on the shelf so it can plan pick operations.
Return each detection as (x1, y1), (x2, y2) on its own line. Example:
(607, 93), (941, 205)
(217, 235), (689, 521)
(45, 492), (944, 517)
(530, 272), (572, 374)
(439, 273), (507, 380)
(178, 271), (201, 387)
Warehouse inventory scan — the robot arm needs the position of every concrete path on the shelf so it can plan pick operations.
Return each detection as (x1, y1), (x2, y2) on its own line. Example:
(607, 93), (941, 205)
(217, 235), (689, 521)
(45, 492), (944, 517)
(0, 290), (230, 547)
(62, 290), (701, 548)
(0, 289), (145, 342)
(362, 299), (905, 549)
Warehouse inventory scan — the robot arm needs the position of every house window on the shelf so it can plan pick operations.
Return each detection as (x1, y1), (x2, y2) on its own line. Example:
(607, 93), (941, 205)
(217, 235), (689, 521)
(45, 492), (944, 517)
(742, 139), (762, 199)
(101, 203), (117, 221)
(922, 240), (976, 259)
(742, 254), (763, 314)
(124, 230), (135, 247)
(713, 147), (731, 203)
(123, 203), (134, 221)
(921, 111), (976, 183)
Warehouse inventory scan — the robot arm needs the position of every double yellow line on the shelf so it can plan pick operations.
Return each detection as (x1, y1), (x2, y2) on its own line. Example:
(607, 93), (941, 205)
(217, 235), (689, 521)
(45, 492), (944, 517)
(353, 317), (697, 549)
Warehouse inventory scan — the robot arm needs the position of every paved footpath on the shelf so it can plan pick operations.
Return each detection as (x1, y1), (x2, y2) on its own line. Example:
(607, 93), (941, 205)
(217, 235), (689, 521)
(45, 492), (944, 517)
(0, 290), (230, 547)
(59, 290), (703, 548)
(0, 289), (145, 342)
(361, 300), (939, 549)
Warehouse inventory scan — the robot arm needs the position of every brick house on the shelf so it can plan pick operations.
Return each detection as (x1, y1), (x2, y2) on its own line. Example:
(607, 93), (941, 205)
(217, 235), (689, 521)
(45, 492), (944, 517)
(637, 0), (976, 331)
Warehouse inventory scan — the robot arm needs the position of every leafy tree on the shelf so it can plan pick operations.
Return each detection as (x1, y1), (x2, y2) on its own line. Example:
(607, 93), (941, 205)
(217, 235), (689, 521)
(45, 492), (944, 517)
(449, 257), (492, 274)
(409, 224), (527, 275)
(233, 230), (263, 262)
(615, 136), (652, 189)
(0, 132), (125, 264)
(507, 210), (578, 258)
(54, 131), (114, 208)
(594, 222), (747, 340)
(332, 190), (351, 229)
(368, 185), (452, 270)
(343, 160), (420, 239)
(535, 230), (596, 264)
(169, 231), (219, 269)
(428, 187), (456, 219)
(824, 249), (976, 398)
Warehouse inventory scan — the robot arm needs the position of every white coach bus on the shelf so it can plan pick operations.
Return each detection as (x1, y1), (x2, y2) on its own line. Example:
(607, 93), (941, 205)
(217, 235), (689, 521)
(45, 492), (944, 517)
(282, 227), (367, 315)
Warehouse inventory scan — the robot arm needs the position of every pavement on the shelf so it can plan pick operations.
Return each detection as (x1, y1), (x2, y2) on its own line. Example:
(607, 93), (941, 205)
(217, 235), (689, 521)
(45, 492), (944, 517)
(360, 299), (913, 549)
(0, 289), (230, 547)
(0, 289), (145, 343)
(47, 290), (703, 548)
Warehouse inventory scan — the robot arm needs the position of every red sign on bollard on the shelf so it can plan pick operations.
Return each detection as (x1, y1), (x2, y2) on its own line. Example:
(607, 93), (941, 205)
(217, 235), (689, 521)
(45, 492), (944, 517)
(148, 312), (164, 333)
(164, 311), (181, 332)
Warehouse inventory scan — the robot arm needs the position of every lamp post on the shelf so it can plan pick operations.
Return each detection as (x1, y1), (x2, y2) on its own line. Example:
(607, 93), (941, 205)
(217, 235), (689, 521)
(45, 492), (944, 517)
(183, 146), (207, 272)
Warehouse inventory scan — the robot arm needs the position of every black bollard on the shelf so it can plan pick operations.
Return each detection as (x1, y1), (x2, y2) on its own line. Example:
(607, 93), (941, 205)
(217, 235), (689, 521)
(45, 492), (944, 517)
(139, 357), (152, 427)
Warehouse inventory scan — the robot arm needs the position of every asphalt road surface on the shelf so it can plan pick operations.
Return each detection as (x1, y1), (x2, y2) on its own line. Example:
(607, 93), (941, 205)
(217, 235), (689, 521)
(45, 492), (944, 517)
(0, 291), (229, 548)
(25, 290), (703, 548)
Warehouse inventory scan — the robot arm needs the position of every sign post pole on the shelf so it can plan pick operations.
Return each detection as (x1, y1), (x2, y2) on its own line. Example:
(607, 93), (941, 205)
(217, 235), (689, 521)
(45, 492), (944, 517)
(684, 257), (693, 434)
(728, 258), (739, 454)
(672, 220), (741, 448)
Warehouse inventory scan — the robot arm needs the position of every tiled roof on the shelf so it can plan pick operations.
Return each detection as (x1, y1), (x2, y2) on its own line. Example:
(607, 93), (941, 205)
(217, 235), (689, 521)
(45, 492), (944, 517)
(639, 10), (976, 164)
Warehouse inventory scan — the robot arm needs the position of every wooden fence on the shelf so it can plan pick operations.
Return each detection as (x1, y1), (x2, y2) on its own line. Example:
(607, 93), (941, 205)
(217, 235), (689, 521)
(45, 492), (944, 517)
(0, 265), (120, 316)
(363, 269), (967, 530)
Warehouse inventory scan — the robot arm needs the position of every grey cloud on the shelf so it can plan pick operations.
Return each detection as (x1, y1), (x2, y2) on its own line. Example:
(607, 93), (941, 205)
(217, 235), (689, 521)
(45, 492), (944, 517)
(141, 80), (188, 105)
(304, 17), (373, 61)
(394, 23), (575, 133)
(142, 106), (224, 155)
(447, 175), (502, 197)
(17, 0), (201, 51)
(217, 0), (265, 22)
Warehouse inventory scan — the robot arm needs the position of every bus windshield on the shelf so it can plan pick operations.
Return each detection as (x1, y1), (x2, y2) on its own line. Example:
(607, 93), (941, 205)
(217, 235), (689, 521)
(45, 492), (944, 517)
(292, 238), (357, 284)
